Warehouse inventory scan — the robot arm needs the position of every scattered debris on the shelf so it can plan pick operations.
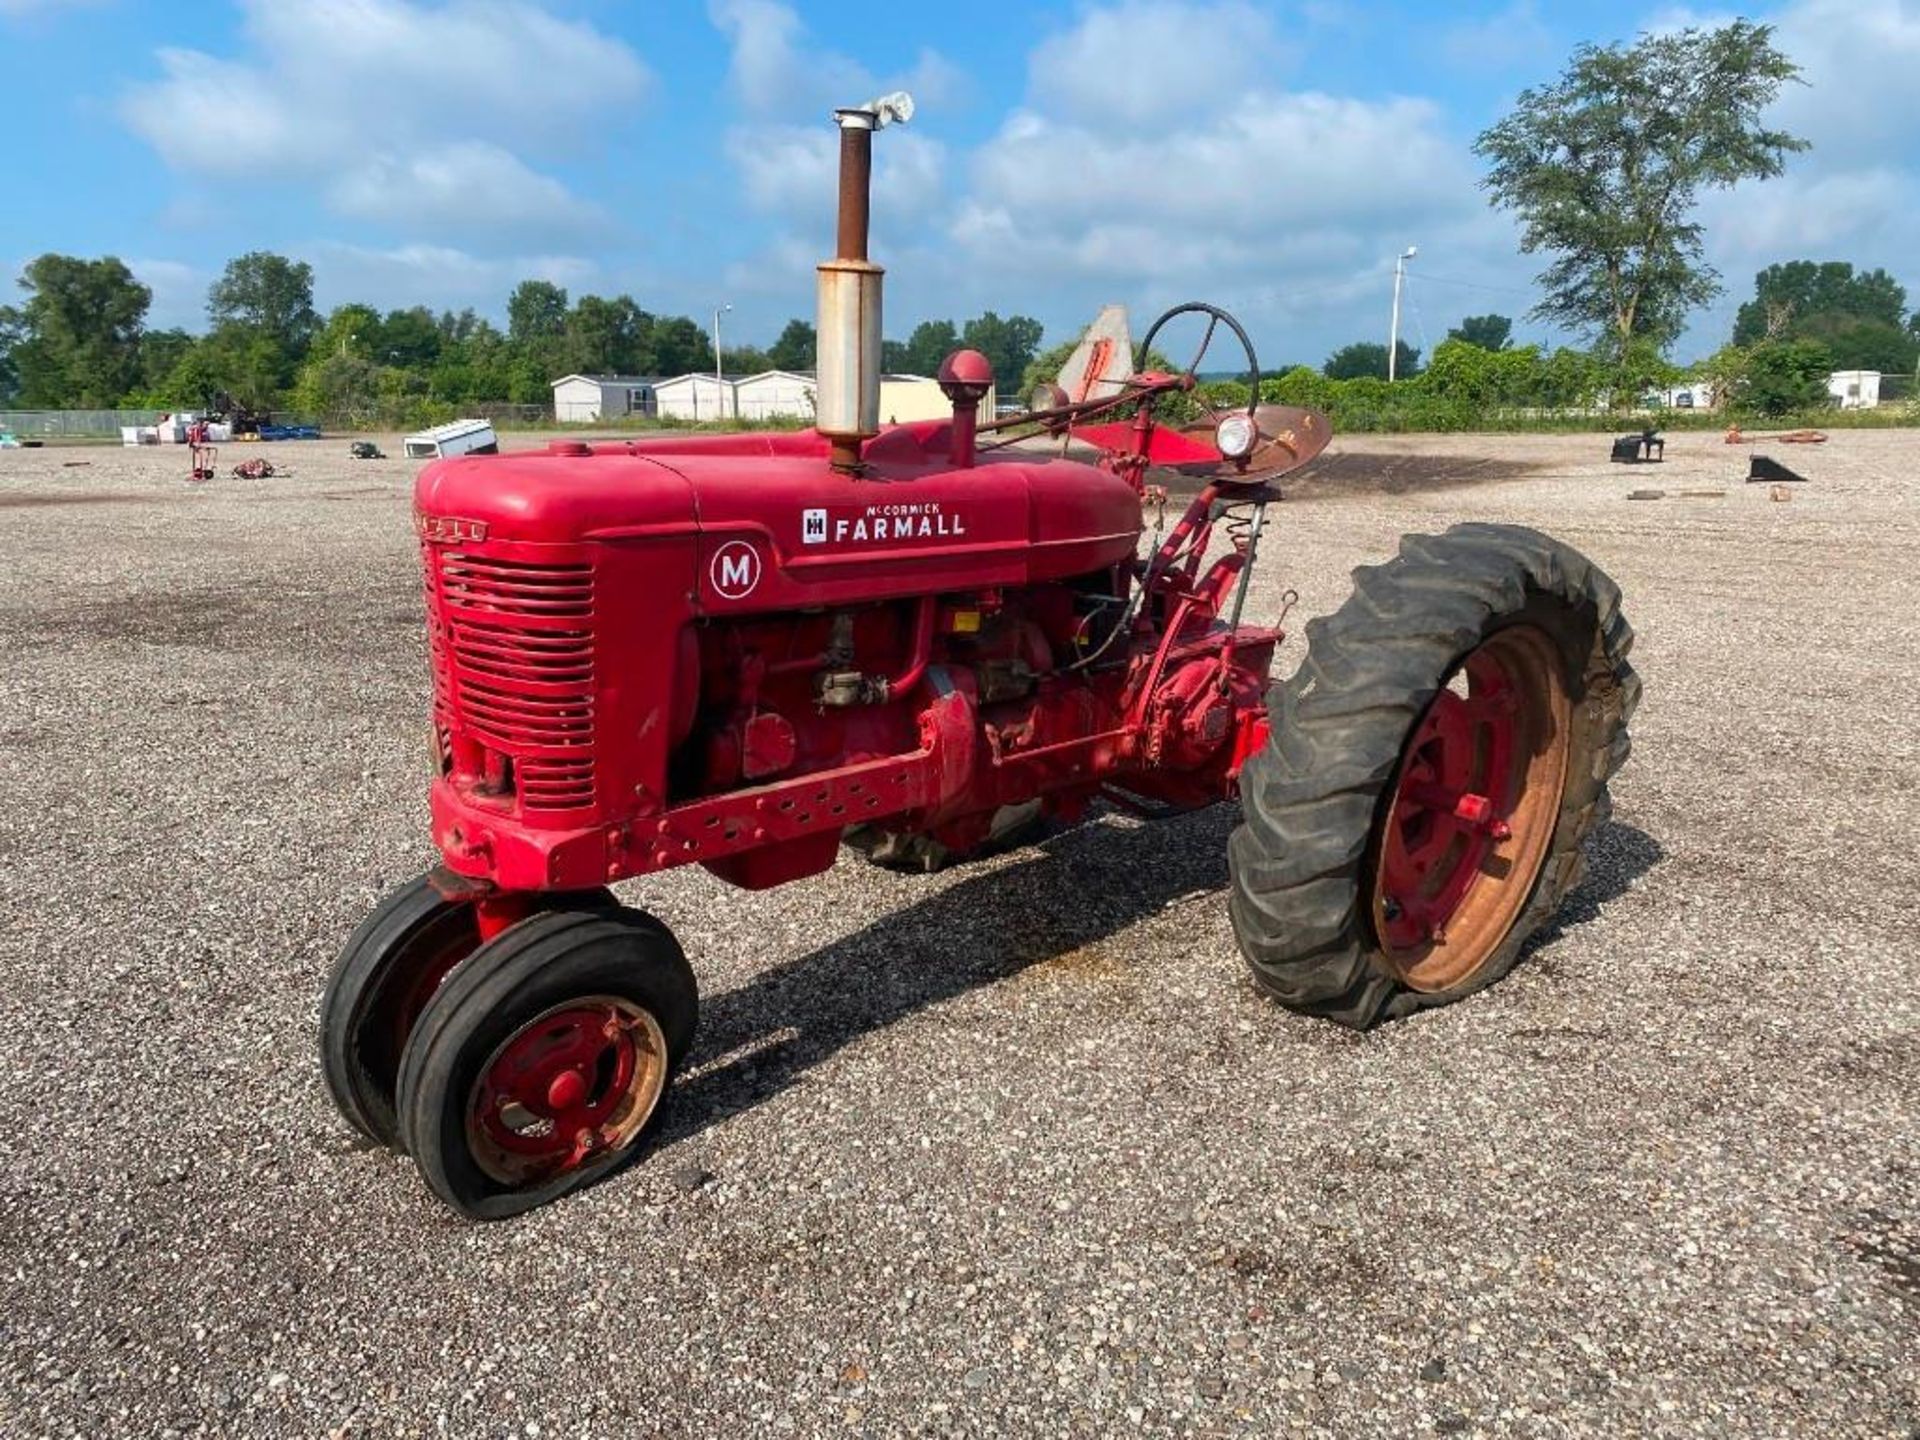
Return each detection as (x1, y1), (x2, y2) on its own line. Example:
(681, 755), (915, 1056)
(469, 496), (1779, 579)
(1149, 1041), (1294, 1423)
(1627, 489), (1666, 500)
(349, 441), (386, 461)
(1610, 428), (1664, 463)
(1769, 484), (1793, 502)
(232, 458), (278, 479)
(1778, 429), (1828, 444)
(1748, 454), (1808, 484)
(669, 1163), (714, 1194)
(403, 419), (498, 459)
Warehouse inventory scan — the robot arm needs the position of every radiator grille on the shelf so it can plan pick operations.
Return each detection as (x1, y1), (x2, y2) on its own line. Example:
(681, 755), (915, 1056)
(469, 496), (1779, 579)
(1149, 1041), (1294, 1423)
(428, 549), (597, 810)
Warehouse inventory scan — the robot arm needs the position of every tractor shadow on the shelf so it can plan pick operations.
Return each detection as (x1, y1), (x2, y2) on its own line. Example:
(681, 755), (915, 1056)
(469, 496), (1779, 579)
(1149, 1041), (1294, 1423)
(653, 811), (1662, 1150)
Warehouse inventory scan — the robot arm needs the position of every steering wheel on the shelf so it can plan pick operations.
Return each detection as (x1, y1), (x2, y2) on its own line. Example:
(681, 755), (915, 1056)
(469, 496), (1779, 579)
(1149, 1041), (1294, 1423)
(1134, 302), (1332, 483)
(1137, 301), (1259, 436)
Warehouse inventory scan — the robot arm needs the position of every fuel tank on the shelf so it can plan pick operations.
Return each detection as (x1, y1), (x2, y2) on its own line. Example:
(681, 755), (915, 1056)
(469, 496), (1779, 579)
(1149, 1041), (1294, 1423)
(412, 420), (1144, 611)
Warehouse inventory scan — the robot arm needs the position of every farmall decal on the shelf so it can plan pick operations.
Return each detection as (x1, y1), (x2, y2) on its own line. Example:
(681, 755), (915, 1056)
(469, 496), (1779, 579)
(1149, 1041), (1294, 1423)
(800, 501), (967, 546)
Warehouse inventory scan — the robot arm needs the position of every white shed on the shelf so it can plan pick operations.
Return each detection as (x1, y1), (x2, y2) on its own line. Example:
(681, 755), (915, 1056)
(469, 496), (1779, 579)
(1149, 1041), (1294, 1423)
(732, 370), (816, 421)
(551, 374), (659, 423)
(1828, 370), (1881, 410)
(654, 373), (737, 422)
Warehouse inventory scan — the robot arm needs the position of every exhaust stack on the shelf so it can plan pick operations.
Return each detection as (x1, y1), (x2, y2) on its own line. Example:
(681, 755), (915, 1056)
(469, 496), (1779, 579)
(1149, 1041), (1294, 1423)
(817, 91), (912, 472)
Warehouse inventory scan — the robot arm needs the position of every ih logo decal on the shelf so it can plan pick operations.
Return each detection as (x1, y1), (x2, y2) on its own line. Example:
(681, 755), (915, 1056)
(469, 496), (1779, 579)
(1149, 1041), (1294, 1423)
(801, 508), (828, 545)
(709, 539), (762, 600)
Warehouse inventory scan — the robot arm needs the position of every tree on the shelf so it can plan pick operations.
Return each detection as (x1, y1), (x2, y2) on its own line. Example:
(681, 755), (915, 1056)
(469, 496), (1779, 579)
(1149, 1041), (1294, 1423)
(437, 308), (489, 346)
(375, 307), (443, 369)
(768, 318), (816, 372)
(174, 324), (289, 409)
(1447, 314), (1512, 351)
(723, 345), (771, 375)
(1475, 22), (1805, 357)
(0, 305), (21, 403)
(507, 280), (569, 343)
(900, 319), (958, 376)
(1423, 338), (1545, 406)
(208, 252), (318, 362)
(1732, 261), (1918, 373)
(293, 350), (385, 424)
(651, 315), (713, 374)
(1324, 340), (1420, 380)
(13, 254), (151, 405)
(1741, 339), (1832, 416)
(135, 328), (195, 395)
(960, 312), (1044, 393)
(1020, 340), (1076, 401)
(314, 304), (382, 360)
(566, 295), (654, 376)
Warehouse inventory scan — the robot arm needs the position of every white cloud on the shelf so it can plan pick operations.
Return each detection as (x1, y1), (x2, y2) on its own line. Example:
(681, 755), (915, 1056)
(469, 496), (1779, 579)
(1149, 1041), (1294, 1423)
(705, 0), (1520, 363)
(327, 143), (607, 240)
(968, 92), (1469, 254)
(948, 72), (1486, 356)
(709, 0), (959, 276)
(708, 0), (962, 117)
(1026, 0), (1288, 124)
(1666, 0), (1920, 348)
(121, 0), (647, 245)
(1439, 1), (1555, 71)
(1768, 0), (1920, 161)
(127, 258), (205, 331)
(309, 242), (600, 314)
(727, 126), (947, 228)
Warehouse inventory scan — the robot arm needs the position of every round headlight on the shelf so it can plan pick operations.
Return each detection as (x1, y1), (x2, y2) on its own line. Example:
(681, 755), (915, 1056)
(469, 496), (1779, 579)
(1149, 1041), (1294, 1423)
(1215, 412), (1258, 461)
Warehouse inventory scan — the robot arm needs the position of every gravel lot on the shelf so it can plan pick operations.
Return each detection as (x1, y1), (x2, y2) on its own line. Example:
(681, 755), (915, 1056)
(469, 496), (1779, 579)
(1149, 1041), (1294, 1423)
(1, 428), (1915, 1438)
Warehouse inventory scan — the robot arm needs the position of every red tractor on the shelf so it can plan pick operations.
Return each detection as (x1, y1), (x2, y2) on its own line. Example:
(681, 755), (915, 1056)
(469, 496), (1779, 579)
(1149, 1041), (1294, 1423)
(322, 94), (1638, 1219)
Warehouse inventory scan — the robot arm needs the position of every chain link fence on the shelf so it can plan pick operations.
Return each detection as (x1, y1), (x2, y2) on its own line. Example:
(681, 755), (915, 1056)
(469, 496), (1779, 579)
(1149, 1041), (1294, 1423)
(0, 409), (172, 438)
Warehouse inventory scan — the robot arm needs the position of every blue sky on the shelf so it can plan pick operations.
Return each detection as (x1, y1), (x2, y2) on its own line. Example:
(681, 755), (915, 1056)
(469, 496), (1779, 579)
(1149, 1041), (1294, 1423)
(2, 0), (1916, 366)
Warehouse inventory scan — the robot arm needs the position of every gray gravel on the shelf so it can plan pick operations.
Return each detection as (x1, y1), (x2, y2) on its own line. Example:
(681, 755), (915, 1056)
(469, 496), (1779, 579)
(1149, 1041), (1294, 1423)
(0, 430), (1915, 1438)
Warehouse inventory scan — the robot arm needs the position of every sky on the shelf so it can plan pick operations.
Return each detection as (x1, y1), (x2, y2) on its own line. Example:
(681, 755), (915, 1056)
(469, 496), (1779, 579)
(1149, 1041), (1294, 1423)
(1, 0), (1916, 367)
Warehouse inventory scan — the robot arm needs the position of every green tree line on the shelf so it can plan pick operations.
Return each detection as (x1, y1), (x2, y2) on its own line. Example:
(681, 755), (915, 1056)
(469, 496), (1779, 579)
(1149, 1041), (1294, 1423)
(0, 252), (1046, 427)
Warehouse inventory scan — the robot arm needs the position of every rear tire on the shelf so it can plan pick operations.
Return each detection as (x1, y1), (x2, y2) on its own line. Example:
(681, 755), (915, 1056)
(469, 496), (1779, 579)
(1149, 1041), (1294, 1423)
(1228, 523), (1639, 1028)
(396, 907), (698, 1220)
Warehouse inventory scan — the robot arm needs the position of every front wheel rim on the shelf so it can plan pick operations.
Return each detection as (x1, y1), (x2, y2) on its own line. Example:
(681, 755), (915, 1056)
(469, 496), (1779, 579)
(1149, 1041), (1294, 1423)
(1370, 624), (1573, 992)
(467, 996), (668, 1186)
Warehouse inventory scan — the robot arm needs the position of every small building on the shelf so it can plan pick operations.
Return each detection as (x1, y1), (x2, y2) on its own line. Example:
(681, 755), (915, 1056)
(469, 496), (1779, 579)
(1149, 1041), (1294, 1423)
(646, 369), (999, 427)
(550, 374), (659, 423)
(732, 370), (816, 421)
(878, 373), (996, 424)
(1828, 370), (1881, 410)
(654, 372), (737, 422)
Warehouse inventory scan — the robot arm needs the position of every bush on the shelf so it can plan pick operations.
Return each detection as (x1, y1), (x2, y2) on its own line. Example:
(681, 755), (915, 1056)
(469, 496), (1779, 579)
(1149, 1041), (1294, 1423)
(1741, 339), (1834, 416)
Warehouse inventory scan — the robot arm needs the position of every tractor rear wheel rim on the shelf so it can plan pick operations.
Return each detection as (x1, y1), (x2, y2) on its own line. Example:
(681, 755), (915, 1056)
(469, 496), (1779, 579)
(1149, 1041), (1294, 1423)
(1371, 624), (1572, 992)
(467, 996), (667, 1186)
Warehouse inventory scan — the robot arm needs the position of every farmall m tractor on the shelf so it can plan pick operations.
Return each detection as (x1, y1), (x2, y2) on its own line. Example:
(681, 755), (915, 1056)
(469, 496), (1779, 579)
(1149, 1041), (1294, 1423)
(322, 94), (1638, 1219)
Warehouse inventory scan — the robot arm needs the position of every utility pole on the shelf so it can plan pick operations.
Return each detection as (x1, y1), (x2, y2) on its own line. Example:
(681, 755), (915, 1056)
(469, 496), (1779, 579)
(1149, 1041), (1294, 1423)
(713, 303), (733, 420)
(1389, 246), (1417, 381)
